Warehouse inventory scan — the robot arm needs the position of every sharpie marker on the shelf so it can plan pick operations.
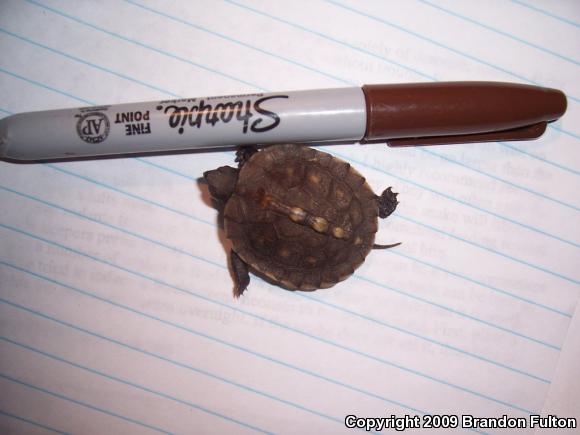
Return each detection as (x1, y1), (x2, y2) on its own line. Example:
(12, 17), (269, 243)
(0, 81), (567, 161)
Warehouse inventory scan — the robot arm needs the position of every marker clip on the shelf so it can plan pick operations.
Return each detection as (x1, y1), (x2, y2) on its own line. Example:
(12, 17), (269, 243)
(386, 121), (547, 147)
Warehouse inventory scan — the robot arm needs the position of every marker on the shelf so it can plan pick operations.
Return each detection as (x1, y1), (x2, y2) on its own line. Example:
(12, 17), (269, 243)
(0, 81), (567, 161)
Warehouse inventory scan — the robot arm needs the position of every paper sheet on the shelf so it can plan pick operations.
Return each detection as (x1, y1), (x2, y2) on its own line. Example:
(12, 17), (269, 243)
(1, 1), (579, 434)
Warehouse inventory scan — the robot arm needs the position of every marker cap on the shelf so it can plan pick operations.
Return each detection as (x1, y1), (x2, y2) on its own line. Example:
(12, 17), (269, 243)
(361, 82), (567, 146)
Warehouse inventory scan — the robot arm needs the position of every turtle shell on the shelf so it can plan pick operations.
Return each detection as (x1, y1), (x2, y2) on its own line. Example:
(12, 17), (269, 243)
(223, 144), (380, 291)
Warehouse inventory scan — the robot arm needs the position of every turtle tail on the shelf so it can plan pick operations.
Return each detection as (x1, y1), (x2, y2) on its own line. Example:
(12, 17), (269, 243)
(373, 242), (401, 249)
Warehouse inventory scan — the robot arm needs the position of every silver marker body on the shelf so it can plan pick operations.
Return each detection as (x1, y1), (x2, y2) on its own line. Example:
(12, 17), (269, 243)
(0, 88), (366, 161)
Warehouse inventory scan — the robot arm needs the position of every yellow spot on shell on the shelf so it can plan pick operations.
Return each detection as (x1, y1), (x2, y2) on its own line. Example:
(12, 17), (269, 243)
(332, 227), (346, 239)
(290, 207), (306, 223)
(311, 217), (329, 233)
(354, 237), (363, 245)
(308, 173), (321, 184)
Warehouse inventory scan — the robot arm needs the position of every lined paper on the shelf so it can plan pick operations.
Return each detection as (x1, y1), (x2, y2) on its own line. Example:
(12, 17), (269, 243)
(1, 1), (579, 434)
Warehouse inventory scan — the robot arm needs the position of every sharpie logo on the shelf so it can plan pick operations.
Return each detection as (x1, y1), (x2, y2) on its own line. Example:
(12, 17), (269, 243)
(156, 95), (289, 135)
(76, 112), (110, 144)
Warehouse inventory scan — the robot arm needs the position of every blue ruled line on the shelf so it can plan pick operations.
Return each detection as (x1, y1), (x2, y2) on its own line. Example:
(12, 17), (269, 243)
(0, 409), (68, 434)
(22, 0), (266, 92)
(134, 159), (202, 182)
(325, 0), (578, 70)
(296, 293), (550, 383)
(0, 224), (536, 415)
(412, 0), (580, 66)
(382, 247), (569, 320)
(0, 184), (559, 378)
(46, 165), (215, 227)
(122, 0), (354, 86)
(353, 273), (566, 344)
(418, 148), (580, 212)
(548, 124), (580, 141)
(0, 67), (93, 105)
(395, 212), (580, 286)
(222, 0), (435, 81)
(498, 141), (580, 176)
(0, 28), (178, 98)
(0, 373), (171, 434)
(0, 336), (292, 434)
(0, 266), (431, 418)
(510, 0), (580, 28)
(0, 319), (386, 430)
(0, 301), (486, 435)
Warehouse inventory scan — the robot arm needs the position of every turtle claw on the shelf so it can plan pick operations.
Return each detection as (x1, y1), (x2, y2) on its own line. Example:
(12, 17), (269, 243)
(378, 187), (399, 218)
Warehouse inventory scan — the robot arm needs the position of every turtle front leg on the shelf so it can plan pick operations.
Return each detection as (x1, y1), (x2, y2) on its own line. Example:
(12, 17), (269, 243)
(235, 146), (259, 168)
(377, 187), (399, 218)
(230, 250), (250, 297)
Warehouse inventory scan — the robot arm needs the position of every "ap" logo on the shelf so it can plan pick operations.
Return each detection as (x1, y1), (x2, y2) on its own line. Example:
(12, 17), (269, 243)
(76, 112), (110, 144)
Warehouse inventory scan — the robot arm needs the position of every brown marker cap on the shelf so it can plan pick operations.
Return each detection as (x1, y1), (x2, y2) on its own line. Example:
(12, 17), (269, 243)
(361, 82), (567, 146)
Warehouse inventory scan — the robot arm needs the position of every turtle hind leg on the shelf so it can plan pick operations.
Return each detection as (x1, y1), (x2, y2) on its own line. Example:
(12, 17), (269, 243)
(235, 146), (259, 168)
(373, 242), (401, 250)
(230, 250), (250, 297)
(377, 187), (399, 219)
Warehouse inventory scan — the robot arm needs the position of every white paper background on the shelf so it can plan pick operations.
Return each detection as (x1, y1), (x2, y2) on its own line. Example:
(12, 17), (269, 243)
(1, 1), (579, 434)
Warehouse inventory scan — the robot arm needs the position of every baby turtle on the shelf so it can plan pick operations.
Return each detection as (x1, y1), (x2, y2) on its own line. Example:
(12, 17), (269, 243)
(204, 144), (400, 296)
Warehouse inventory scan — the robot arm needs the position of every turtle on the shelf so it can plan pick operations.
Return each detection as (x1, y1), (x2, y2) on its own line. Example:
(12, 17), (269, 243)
(203, 144), (400, 297)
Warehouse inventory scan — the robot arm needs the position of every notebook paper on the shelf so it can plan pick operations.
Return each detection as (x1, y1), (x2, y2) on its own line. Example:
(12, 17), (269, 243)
(0, 0), (579, 434)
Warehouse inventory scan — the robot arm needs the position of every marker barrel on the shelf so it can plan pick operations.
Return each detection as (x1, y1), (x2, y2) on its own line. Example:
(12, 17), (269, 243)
(0, 88), (366, 161)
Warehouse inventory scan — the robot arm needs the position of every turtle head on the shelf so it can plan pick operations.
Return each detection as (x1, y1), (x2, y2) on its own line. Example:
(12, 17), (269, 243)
(203, 166), (238, 202)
